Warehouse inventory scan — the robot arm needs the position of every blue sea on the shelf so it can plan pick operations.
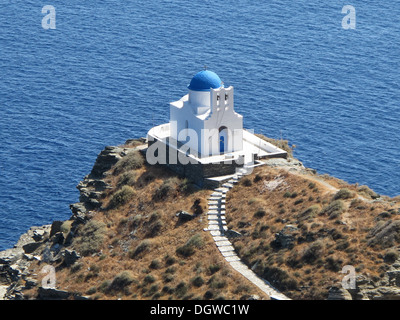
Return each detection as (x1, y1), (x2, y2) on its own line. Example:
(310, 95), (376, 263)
(0, 0), (399, 250)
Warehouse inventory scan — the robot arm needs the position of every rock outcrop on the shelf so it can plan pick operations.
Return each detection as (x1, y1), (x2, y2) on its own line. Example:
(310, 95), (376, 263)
(0, 141), (146, 300)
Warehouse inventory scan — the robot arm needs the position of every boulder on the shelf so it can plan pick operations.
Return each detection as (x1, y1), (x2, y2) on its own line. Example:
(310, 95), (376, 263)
(273, 225), (299, 249)
(50, 221), (64, 238)
(22, 242), (42, 254)
(225, 229), (242, 238)
(62, 249), (80, 267)
(176, 210), (195, 222)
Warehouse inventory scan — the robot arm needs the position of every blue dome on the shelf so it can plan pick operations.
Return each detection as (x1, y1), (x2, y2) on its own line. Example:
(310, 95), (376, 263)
(188, 70), (223, 91)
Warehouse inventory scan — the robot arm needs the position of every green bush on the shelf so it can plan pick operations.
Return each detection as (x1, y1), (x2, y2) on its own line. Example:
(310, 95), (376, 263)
(129, 240), (151, 259)
(333, 188), (355, 200)
(208, 276), (226, 289)
(320, 200), (345, 220)
(74, 220), (107, 256)
(242, 177), (253, 187)
(254, 208), (266, 218)
(108, 185), (135, 209)
(384, 249), (399, 264)
(208, 264), (221, 275)
(143, 274), (156, 284)
(106, 271), (135, 294)
(117, 171), (137, 188)
(175, 281), (188, 298)
(357, 185), (380, 199)
(302, 241), (324, 264)
(113, 150), (144, 174)
(153, 177), (180, 201)
(191, 276), (205, 287)
(298, 205), (321, 222)
(149, 259), (161, 269)
(176, 234), (204, 258)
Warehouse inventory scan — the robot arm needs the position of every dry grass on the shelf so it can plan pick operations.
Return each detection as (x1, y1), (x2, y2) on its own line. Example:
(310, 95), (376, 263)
(26, 154), (268, 300)
(227, 166), (400, 300)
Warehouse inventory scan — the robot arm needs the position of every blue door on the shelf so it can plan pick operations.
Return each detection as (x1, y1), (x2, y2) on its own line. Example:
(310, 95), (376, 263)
(220, 136), (225, 153)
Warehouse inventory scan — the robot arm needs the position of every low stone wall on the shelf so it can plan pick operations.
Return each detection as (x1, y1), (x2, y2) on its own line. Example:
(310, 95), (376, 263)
(146, 137), (244, 188)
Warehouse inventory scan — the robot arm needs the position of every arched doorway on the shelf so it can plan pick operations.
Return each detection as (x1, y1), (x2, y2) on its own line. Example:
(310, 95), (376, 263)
(219, 126), (228, 153)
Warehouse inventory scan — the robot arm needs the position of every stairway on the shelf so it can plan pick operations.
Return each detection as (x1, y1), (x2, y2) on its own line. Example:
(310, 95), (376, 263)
(204, 167), (291, 300)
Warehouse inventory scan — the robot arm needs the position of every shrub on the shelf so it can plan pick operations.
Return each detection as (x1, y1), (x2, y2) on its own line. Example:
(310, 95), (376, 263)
(208, 264), (221, 275)
(191, 276), (205, 287)
(153, 177), (180, 201)
(130, 240), (151, 259)
(302, 241), (324, 264)
(325, 256), (343, 272)
(333, 188), (355, 200)
(384, 249), (399, 264)
(147, 220), (164, 238)
(208, 276), (226, 289)
(262, 266), (298, 291)
(149, 259), (161, 269)
(308, 182), (316, 189)
(176, 234), (204, 258)
(113, 150), (144, 174)
(175, 281), (188, 298)
(242, 177), (252, 187)
(74, 220), (107, 256)
(254, 208), (266, 218)
(165, 255), (176, 266)
(320, 200), (345, 220)
(294, 198), (304, 205)
(108, 185), (135, 209)
(117, 171), (137, 188)
(143, 274), (156, 284)
(106, 271), (135, 294)
(298, 205), (321, 222)
(358, 185), (380, 199)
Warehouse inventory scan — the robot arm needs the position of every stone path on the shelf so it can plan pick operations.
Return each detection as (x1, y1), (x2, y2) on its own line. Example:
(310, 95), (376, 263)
(204, 168), (290, 300)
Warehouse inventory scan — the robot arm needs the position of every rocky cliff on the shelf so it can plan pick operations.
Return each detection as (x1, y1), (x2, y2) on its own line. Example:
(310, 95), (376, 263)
(1, 137), (399, 300)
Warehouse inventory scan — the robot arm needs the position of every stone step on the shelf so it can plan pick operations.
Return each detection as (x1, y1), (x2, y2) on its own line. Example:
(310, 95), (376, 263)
(213, 236), (229, 242)
(222, 183), (234, 189)
(208, 196), (222, 201)
(218, 245), (235, 253)
(214, 187), (229, 193)
(225, 256), (241, 262)
(210, 230), (223, 236)
(207, 215), (225, 221)
(215, 240), (232, 247)
(209, 205), (226, 211)
(207, 225), (222, 231)
(210, 192), (222, 197)
(221, 251), (237, 257)
(208, 220), (226, 226)
(208, 200), (219, 205)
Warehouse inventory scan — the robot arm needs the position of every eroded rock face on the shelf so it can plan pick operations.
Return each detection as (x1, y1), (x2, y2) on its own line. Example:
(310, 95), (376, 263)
(0, 142), (149, 300)
(327, 286), (353, 300)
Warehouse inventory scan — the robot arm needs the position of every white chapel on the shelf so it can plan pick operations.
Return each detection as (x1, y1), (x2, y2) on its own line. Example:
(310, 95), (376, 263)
(147, 69), (287, 187)
(169, 69), (243, 157)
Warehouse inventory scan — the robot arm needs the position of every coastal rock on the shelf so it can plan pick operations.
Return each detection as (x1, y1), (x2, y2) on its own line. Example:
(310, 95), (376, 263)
(327, 286), (353, 300)
(90, 146), (124, 178)
(37, 287), (90, 300)
(62, 249), (80, 267)
(22, 242), (42, 254)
